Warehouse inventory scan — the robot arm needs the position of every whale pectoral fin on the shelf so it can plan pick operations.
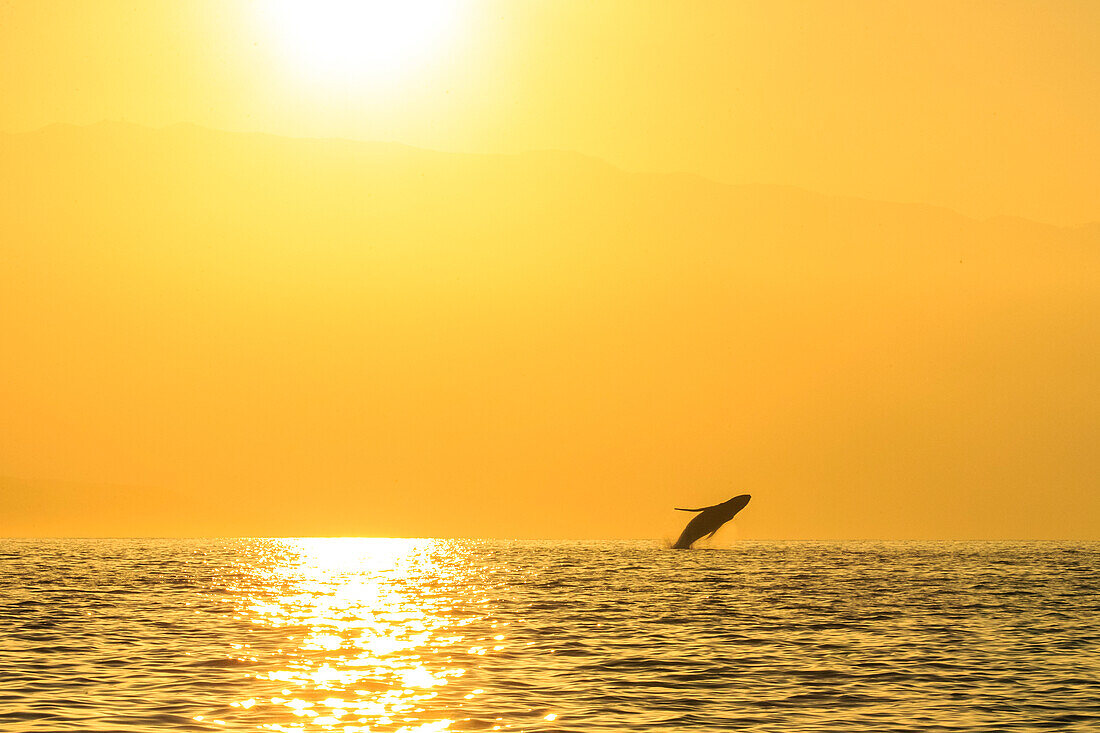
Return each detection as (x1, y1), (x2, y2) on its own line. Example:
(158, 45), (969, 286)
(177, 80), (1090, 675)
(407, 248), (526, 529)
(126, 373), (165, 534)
(674, 507), (706, 512)
(705, 528), (720, 539)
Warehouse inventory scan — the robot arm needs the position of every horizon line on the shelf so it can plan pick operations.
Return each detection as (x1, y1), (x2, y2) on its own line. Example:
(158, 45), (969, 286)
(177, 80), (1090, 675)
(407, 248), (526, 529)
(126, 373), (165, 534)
(2, 535), (1096, 542)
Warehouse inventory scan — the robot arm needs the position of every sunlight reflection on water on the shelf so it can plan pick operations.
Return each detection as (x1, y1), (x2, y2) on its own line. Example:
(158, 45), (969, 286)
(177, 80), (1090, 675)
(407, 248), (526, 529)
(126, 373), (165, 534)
(224, 539), (508, 732)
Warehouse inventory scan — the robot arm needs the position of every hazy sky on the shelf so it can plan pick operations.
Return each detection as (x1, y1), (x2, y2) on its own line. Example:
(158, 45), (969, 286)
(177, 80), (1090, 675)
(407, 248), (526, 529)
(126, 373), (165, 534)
(2, 1), (1099, 224)
(2, 2), (1098, 539)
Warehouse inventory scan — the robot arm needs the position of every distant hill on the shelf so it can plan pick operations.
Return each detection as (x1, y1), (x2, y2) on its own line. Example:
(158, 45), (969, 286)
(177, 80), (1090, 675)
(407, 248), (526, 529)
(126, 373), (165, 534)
(2, 122), (1097, 539)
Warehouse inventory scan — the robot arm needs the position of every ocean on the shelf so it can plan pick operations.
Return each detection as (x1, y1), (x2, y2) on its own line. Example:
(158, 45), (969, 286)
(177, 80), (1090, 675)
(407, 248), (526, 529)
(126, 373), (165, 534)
(1, 539), (1097, 732)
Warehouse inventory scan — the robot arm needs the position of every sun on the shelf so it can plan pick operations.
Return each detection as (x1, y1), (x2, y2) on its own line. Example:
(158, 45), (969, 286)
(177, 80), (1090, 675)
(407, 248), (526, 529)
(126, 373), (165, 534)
(264, 0), (463, 85)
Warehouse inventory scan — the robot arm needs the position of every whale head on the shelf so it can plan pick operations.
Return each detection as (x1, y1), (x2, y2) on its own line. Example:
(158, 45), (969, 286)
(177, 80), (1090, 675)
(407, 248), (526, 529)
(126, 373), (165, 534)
(723, 494), (751, 513)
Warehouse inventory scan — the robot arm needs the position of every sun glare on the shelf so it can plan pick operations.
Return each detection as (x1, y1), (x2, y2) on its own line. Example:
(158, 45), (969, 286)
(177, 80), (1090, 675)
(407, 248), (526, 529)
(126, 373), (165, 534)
(265, 0), (462, 85)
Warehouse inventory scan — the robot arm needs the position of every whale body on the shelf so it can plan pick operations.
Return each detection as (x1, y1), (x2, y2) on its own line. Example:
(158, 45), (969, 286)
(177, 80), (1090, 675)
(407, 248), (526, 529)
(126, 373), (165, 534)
(672, 494), (751, 549)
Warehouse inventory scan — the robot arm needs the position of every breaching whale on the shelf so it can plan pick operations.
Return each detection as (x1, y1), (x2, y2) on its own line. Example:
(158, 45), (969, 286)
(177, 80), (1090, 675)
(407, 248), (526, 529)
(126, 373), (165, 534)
(672, 494), (751, 549)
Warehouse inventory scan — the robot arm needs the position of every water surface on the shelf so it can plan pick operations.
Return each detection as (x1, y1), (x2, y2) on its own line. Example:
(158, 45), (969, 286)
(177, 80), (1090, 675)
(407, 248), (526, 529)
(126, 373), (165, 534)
(1, 539), (1097, 731)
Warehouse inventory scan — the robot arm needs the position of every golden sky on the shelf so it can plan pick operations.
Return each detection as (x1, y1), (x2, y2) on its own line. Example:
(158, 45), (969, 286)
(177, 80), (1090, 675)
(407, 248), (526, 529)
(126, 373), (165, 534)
(3, 1), (1099, 224)
(1, 2), (1098, 539)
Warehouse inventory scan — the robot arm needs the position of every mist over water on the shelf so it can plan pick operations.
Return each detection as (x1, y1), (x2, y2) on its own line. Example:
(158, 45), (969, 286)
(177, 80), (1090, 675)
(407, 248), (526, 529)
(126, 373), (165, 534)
(1, 539), (1097, 732)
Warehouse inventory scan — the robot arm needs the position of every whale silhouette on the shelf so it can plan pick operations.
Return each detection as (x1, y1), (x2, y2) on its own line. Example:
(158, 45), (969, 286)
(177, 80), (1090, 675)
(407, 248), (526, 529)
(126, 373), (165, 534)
(672, 494), (751, 549)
